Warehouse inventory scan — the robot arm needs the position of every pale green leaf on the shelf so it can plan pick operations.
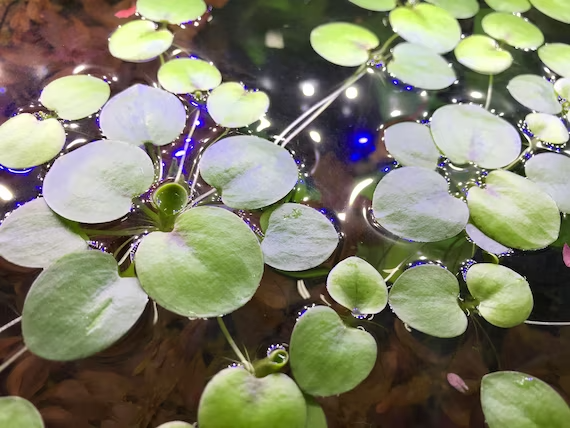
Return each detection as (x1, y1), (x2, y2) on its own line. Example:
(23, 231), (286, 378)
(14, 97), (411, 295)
(529, 0), (570, 24)
(454, 35), (513, 75)
(207, 82), (269, 128)
(525, 113), (569, 144)
(0, 397), (44, 428)
(539, 43), (570, 78)
(158, 58), (222, 94)
(384, 121), (441, 169)
(554, 77), (570, 99)
(484, 0), (531, 13)
(136, 0), (207, 25)
(349, 0), (395, 11)
(305, 396), (327, 428)
(425, 0), (479, 19)
(525, 152), (570, 213)
(156, 423), (194, 428)
(482, 13), (543, 50)
(507, 75), (561, 114)
(465, 224), (511, 255)
(108, 20), (173, 62)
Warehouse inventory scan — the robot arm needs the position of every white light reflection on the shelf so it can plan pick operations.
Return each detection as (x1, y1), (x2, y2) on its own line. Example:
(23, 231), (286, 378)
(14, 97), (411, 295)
(256, 116), (271, 132)
(309, 131), (321, 143)
(470, 91), (483, 99)
(390, 110), (401, 117)
(349, 178), (374, 205)
(337, 212), (346, 221)
(73, 64), (87, 74)
(0, 184), (13, 201)
(301, 82), (315, 97)
(345, 87), (358, 99)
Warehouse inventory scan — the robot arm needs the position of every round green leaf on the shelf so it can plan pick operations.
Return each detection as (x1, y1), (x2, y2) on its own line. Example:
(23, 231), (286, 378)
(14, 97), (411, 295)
(157, 423), (194, 428)
(349, 0), (396, 12)
(507, 75), (561, 114)
(108, 20), (173, 62)
(309, 22), (379, 67)
(158, 58), (222, 94)
(22, 250), (148, 361)
(466, 263), (533, 328)
(554, 77), (570, 99)
(153, 182), (189, 216)
(200, 135), (299, 210)
(305, 397), (327, 428)
(387, 42), (457, 90)
(290, 306), (377, 396)
(0, 113), (65, 169)
(39, 75), (110, 120)
(539, 44), (570, 78)
(135, 206), (264, 318)
(525, 113), (569, 144)
(207, 82), (269, 128)
(484, 0), (531, 12)
(430, 104), (521, 169)
(43, 140), (154, 223)
(261, 203), (339, 272)
(465, 223), (511, 255)
(372, 166), (469, 242)
(100, 85), (186, 147)
(467, 170), (560, 250)
(482, 13), (544, 50)
(0, 198), (88, 268)
(525, 153), (570, 213)
(384, 121), (440, 169)
(481, 371), (570, 428)
(389, 264), (467, 338)
(425, 0), (479, 19)
(454, 35), (513, 75)
(529, 0), (570, 24)
(0, 397), (44, 428)
(326, 256), (388, 315)
(137, 0), (207, 25)
(389, 4), (461, 54)
(198, 368), (306, 428)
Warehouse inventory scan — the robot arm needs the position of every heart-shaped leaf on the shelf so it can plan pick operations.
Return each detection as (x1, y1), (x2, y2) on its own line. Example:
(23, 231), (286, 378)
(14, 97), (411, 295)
(507, 75), (561, 114)
(158, 58), (222, 94)
(465, 224), (511, 255)
(39, 75), (110, 120)
(135, 206), (264, 318)
(455, 35), (513, 75)
(388, 264), (468, 338)
(305, 396), (327, 428)
(0, 113), (65, 169)
(466, 263), (533, 328)
(484, 0), (531, 12)
(529, 0), (570, 24)
(481, 371), (570, 428)
(372, 167), (469, 242)
(349, 0), (396, 11)
(0, 198), (88, 268)
(467, 170), (560, 250)
(198, 368), (306, 428)
(207, 82), (269, 128)
(309, 22), (379, 67)
(389, 4), (461, 54)
(384, 121), (441, 169)
(137, 0), (207, 25)
(539, 43), (570, 78)
(387, 42), (457, 90)
(290, 306), (377, 396)
(108, 19), (173, 62)
(326, 256), (388, 315)
(22, 250), (148, 361)
(100, 84), (187, 146)
(525, 113), (569, 144)
(0, 397), (44, 428)
(43, 140), (154, 224)
(200, 135), (299, 209)
(525, 153), (570, 213)
(430, 104), (521, 169)
(482, 13), (544, 50)
(425, 0), (479, 19)
(554, 77), (570, 99)
(261, 203), (339, 271)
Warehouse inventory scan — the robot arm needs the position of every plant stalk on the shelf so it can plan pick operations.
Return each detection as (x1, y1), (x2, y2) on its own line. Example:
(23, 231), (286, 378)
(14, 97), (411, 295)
(175, 109), (201, 183)
(217, 317), (253, 372)
(0, 345), (27, 374)
(0, 316), (21, 334)
(484, 74), (494, 111)
(525, 320), (570, 326)
(82, 227), (156, 237)
(191, 188), (217, 207)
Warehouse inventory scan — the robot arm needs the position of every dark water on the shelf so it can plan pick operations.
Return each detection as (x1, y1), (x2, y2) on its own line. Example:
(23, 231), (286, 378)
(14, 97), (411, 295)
(1, 1), (570, 427)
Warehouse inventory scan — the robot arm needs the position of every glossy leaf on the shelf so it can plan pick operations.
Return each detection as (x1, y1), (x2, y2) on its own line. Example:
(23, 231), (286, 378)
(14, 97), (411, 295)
(525, 152), (570, 213)
(290, 306), (377, 396)
(153, 182), (189, 216)
(388, 264), (467, 338)
(387, 42), (457, 90)
(455, 35), (513, 75)
(207, 82), (269, 128)
(389, 4), (461, 54)
(198, 368), (306, 428)
(136, 0), (207, 25)
(135, 206), (264, 318)
(465, 224), (511, 255)
(481, 371), (570, 428)
(200, 135), (299, 209)
(529, 0), (570, 24)
(484, 0), (531, 12)
(466, 263), (533, 328)
(326, 256), (388, 315)
(425, 0), (479, 19)
(22, 250), (148, 361)
(384, 121), (440, 169)
(482, 13), (543, 50)
(108, 20), (173, 62)
(0, 113), (65, 169)
(525, 113), (569, 144)
(539, 43), (570, 78)
(100, 84), (187, 146)
(0, 198), (88, 268)
(0, 396), (44, 428)
(554, 77), (570, 99)
(507, 75), (561, 114)
(467, 170), (560, 250)
(158, 58), (222, 94)
(372, 167), (469, 242)
(261, 203), (339, 271)
(430, 104), (521, 169)
(43, 140), (154, 224)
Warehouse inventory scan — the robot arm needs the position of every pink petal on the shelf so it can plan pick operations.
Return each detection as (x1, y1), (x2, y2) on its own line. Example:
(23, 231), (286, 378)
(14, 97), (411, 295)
(115, 5), (136, 18)
(564, 244), (570, 268)
(447, 373), (469, 394)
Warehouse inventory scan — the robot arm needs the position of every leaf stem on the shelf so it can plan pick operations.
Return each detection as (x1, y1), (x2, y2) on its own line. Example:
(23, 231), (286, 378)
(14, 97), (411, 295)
(137, 202), (162, 224)
(0, 316), (21, 334)
(375, 33), (400, 57)
(217, 317), (253, 373)
(191, 188), (217, 207)
(175, 109), (201, 183)
(82, 227), (156, 237)
(188, 130), (228, 201)
(0, 345), (27, 374)
(484, 74), (494, 111)
(524, 320), (570, 326)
